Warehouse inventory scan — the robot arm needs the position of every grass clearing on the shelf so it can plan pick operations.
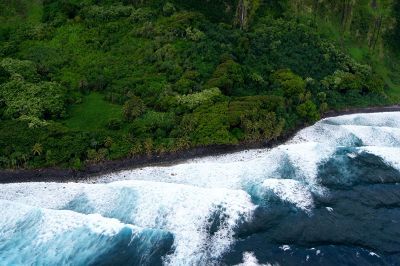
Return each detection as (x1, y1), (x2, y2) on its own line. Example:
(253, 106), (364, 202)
(64, 92), (123, 131)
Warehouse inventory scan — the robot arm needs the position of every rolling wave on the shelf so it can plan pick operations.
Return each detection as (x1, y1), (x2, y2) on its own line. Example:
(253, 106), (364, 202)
(0, 200), (173, 265)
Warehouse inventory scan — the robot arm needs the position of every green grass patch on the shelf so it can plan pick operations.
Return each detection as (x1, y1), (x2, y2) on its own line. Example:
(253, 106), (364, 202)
(64, 92), (123, 131)
(26, 0), (43, 24)
(348, 46), (365, 62)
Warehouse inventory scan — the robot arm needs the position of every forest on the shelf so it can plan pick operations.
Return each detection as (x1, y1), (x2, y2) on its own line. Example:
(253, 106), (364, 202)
(0, 0), (399, 169)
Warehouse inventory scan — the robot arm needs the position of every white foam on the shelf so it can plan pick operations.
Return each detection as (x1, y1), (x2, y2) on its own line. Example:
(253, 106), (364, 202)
(277, 142), (334, 189)
(293, 112), (400, 147)
(0, 200), (136, 244)
(257, 179), (314, 211)
(98, 141), (331, 203)
(292, 122), (351, 146)
(110, 180), (255, 265)
(360, 146), (400, 171)
(341, 125), (400, 147)
(236, 252), (275, 266)
(369, 252), (380, 258)
(0, 181), (255, 266)
(98, 148), (274, 190)
(326, 112), (400, 128)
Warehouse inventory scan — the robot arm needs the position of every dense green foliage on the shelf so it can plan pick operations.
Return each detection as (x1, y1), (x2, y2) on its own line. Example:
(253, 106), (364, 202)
(0, 0), (398, 169)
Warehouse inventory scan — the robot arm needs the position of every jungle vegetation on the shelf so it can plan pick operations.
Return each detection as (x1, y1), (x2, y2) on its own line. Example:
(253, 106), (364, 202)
(0, 0), (399, 169)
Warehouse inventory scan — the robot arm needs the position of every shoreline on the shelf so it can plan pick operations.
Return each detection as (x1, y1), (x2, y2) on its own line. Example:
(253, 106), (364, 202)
(1, 105), (399, 184)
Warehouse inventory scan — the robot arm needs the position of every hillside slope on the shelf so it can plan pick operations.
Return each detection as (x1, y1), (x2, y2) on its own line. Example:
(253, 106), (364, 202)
(0, 0), (399, 169)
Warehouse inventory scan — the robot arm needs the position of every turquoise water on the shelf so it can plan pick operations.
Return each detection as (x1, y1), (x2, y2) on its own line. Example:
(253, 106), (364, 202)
(1, 112), (400, 265)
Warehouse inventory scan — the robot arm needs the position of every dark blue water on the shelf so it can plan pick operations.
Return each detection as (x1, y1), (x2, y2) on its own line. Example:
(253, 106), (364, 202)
(1, 112), (400, 265)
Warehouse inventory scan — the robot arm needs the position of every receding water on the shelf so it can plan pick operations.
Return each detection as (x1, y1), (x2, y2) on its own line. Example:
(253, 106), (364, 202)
(1, 112), (400, 265)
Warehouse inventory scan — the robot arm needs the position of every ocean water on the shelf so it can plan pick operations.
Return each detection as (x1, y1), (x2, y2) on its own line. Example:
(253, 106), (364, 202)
(1, 112), (400, 266)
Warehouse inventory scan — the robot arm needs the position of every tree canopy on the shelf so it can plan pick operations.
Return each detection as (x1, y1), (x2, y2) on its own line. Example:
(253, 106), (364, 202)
(0, 0), (398, 169)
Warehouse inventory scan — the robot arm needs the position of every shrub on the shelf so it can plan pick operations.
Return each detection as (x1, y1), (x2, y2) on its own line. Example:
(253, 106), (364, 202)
(0, 58), (38, 82)
(176, 87), (222, 110)
(206, 59), (244, 95)
(0, 77), (66, 119)
(163, 2), (176, 16)
(270, 69), (306, 98)
(240, 110), (285, 141)
(123, 96), (146, 121)
(296, 100), (320, 122)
